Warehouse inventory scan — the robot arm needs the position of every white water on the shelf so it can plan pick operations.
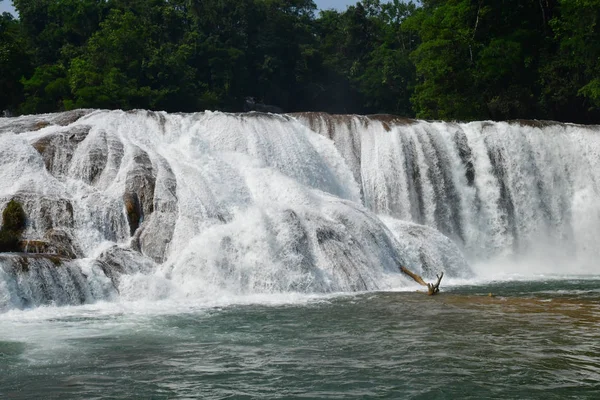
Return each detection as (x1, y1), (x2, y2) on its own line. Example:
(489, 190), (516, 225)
(0, 110), (599, 312)
(297, 114), (600, 268)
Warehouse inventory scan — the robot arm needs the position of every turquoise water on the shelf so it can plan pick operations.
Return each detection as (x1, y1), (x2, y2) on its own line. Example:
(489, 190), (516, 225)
(1, 279), (599, 399)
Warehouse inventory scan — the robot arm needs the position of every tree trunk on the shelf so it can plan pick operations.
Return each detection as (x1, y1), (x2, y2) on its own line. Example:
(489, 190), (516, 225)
(400, 266), (444, 296)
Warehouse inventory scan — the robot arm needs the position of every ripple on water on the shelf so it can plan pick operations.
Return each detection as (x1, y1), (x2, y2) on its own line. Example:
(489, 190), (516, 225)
(0, 281), (599, 399)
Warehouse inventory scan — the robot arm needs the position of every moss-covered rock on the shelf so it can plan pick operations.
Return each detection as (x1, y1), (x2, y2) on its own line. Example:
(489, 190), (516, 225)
(2, 199), (26, 233)
(44, 229), (81, 259)
(0, 199), (26, 252)
(0, 230), (20, 252)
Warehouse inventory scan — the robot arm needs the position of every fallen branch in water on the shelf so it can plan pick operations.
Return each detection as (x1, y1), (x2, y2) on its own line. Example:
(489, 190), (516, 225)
(400, 266), (444, 296)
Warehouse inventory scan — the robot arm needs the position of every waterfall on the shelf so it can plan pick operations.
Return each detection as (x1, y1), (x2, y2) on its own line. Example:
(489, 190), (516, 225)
(0, 110), (598, 310)
(0, 255), (115, 312)
(295, 114), (600, 270)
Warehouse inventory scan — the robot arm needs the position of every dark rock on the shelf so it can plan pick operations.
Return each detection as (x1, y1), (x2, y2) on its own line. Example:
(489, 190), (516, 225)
(123, 147), (156, 237)
(18, 240), (54, 255)
(244, 97), (284, 114)
(0, 230), (20, 252)
(0, 253), (115, 309)
(453, 129), (475, 186)
(8, 230), (79, 259)
(1, 199), (26, 233)
(123, 192), (142, 236)
(510, 119), (562, 128)
(51, 109), (93, 126)
(31, 125), (92, 176)
(367, 114), (418, 131)
(135, 159), (178, 263)
(0, 199), (26, 252)
(0, 253), (65, 273)
(84, 133), (109, 184)
(0, 109), (93, 134)
(97, 246), (155, 287)
(44, 229), (81, 258)
(4, 195), (75, 232)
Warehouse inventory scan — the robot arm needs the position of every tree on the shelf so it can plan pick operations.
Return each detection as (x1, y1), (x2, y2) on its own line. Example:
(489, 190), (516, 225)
(356, 0), (418, 115)
(68, 1), (201, 111)
(4, 0), (600, 123)
(541, 0), (600, 123)
(14, 0), (108, 114)
(313, 1), (418, 115)
(247, 0), (319, 111)
(13, 0), (107, 65)
(407, 0), (484, 120)
(0, 10), (31, 113)
(408, 0), (557, 121)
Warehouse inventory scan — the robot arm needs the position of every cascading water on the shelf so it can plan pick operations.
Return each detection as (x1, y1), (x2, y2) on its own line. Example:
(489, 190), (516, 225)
(0, 110), (598, 311)
(296, 114), (600, 273)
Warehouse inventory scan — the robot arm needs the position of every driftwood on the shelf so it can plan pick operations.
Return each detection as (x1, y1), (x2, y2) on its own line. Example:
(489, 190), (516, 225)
(400, 266), (444, 295)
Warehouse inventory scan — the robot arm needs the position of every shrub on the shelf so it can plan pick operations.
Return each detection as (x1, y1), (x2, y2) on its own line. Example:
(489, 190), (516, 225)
(0, 199), (26, 252)
(0, 230), (20, 252)
(1, 199), (26, 233)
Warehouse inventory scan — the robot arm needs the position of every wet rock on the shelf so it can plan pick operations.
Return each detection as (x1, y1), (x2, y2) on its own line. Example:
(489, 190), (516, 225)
(51, 109), (93, 126)
(135, 211), (175, 263)
(4, 194), (75, 232)
(68, 128), (109, 184)
(292, 112), (416, 135)
(18, 240), (55, 256)
(125, 147), (156, 220)
(510, 119), (562, 128)
(44, 229), (81, 258)
(136, 159), (178, 263)
(123, 192), (142, 236)
(12, 230), (80, 259)
(0, 109), (93, 134)
(36, 198), (74, 231)
(97, 246), (156, 287)
(0, 253), (65, 274)
(0, 199), (26, 252)
(0, 253), (116, 309)
(381, 218), (472, 279)
(31, 125), (91, 176)
(244, 97), (284, 113)
(367, 114), (418, 131)
(453, 129), (475, 186)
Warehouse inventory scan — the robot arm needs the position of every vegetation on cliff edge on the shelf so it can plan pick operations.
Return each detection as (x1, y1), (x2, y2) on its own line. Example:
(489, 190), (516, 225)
(1, 0), (599, 123)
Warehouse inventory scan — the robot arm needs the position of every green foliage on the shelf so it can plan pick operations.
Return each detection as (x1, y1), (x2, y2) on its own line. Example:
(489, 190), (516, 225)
(2, 200), (26, 233)
(0, 11), (31, 113)
(313, 1), (418, 114)
(540, 0), (600, 122)
(1, 0), (599, 122)
(20, 64), (70, 114)
(0, 200), (26, 253)
(0, 230), (20, 253)
(407, 0), (551, 120)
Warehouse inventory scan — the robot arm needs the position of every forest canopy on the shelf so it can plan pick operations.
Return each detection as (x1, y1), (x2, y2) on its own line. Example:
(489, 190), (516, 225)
(1, 0), (599, 123)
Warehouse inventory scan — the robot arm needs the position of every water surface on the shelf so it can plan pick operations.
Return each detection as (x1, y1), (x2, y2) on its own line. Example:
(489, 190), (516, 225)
(2, 279), (599, 399)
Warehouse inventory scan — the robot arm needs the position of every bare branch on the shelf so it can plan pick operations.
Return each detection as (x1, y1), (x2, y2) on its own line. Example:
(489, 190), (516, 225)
(427, 272), (444, 295)
(400, 266), (444, 295)
(400, 266), (428, 286)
